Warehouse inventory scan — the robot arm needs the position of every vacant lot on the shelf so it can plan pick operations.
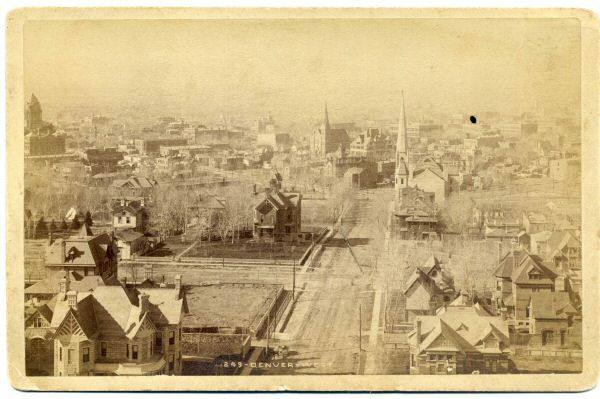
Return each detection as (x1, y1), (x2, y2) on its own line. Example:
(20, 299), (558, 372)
(185, 239), (310, 260)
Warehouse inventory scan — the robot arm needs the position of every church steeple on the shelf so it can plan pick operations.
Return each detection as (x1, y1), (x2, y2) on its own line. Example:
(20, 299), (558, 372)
(395, 91), (410, 195)
(324, 103), (330, 131)
(396, 91), (408, 164)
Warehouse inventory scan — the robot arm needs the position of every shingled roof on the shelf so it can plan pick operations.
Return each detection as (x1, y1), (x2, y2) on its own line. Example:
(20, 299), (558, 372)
(408, 305), (510, 355)
(51, 284), (184, 341)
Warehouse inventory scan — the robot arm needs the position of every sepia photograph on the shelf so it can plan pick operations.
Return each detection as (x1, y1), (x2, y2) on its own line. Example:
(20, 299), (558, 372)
(5, 7), (599, 392)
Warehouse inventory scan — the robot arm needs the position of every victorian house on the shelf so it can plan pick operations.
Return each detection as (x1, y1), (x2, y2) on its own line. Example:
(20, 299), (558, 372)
(403, 256), (456, 321)
(408, 300), (511, 374)
(50, 275), (185, 376)
(253, 172), (302, 242)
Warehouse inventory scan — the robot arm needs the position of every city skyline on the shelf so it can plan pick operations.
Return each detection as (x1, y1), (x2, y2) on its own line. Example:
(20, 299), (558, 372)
(25, 18), (580, 124)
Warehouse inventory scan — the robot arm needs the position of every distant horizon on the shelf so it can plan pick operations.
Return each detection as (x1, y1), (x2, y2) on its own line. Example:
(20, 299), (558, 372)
(24, 18), (581, 126)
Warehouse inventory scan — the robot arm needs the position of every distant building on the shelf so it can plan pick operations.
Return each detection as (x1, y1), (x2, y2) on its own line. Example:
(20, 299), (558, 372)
(26, 93), (44, 132)
(112, 197), (147, 232)
(408, 300), (511, 374)
(343, 167), (377, 189)
(522, 212), (551, 234)
(84, 147), (124, 175)
(50, 277), (184, 376)
(548, 157), (580, 181)
(114, 229), (148, 260)
(24, 94), (66, 156)
(134, 138), (188, 155)
(348, 128), (393, 161)
(253, 173), (302, 242)
(311, 104), (351, 158)
(25, 133), (66, 157)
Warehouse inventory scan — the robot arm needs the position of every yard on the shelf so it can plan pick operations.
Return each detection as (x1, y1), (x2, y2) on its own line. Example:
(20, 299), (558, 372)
(184, 238), (311, 261)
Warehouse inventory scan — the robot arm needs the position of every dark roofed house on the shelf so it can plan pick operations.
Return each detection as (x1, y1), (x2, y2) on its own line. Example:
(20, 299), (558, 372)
(253, 173), (302, 242)
(45, 226), (119, 280)
(492, 249), (559, 333)
(404, 256), (456, 321)
(393, 186), (439, 240)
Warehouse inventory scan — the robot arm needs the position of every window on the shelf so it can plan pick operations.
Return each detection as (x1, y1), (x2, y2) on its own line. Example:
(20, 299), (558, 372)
(126, 217), (131, 224)
(132, 345), (138, 360)
(68, 349), (74, 364)
(156, 334), (162, 348)
(34, 316), (43, 328)
(446, 355), (453, 361)
(101, 342), (107, 357)
(126, 344), (129, 358)
(437, 363), (444, 373)
(169, 331), (175, 345)
(118, 216), (122, 224)
(59, 346), (62, 361)
(83, 348), (89, 363)
(410, 354), (415, 367)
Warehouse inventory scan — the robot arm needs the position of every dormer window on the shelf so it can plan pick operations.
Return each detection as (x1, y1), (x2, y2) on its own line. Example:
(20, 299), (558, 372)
(528, 272), (541, 280)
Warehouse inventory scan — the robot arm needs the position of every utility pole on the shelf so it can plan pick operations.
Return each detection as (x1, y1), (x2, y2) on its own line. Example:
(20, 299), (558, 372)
(359, 303), (362, 354)
(266, 305), (270, 354)
(292, 258), (296, 300)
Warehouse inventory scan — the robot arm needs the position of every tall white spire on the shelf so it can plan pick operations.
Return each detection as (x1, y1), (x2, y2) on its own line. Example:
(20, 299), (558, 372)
(396, 91), (408, 165)
(395, 91), (410, 196)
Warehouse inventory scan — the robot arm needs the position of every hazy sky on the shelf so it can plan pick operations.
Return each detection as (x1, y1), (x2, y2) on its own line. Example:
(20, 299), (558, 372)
(24, 18), (581, 123)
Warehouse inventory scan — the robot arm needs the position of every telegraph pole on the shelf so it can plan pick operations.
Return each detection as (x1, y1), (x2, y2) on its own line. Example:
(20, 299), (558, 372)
(292, 258), (296, 300)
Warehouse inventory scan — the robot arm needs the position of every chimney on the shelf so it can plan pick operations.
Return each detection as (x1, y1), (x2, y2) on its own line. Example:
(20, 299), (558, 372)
(59, 276), (70, 296)
(144, 264), (153, 281)
(416, 319), (422, 347)
(174, 274), (182, 295)
(66, 290), (78, 310)
(61, 240), (66, 262)
(138, 293), (150, 315)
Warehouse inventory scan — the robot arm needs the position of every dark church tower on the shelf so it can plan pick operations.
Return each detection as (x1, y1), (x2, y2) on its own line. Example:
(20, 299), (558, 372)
(25, 93), (43, 133)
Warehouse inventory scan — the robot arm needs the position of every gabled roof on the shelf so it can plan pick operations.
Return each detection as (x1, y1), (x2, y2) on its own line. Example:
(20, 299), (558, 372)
(408, 306), (510, 355)
(547, 230), (581, 257)
(511, 254), (558, 285)
(413, 164), (446, 181)
(404, 256), (454, 296)
(51, 285), (183, 341)
(115, 229), (145, 243)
